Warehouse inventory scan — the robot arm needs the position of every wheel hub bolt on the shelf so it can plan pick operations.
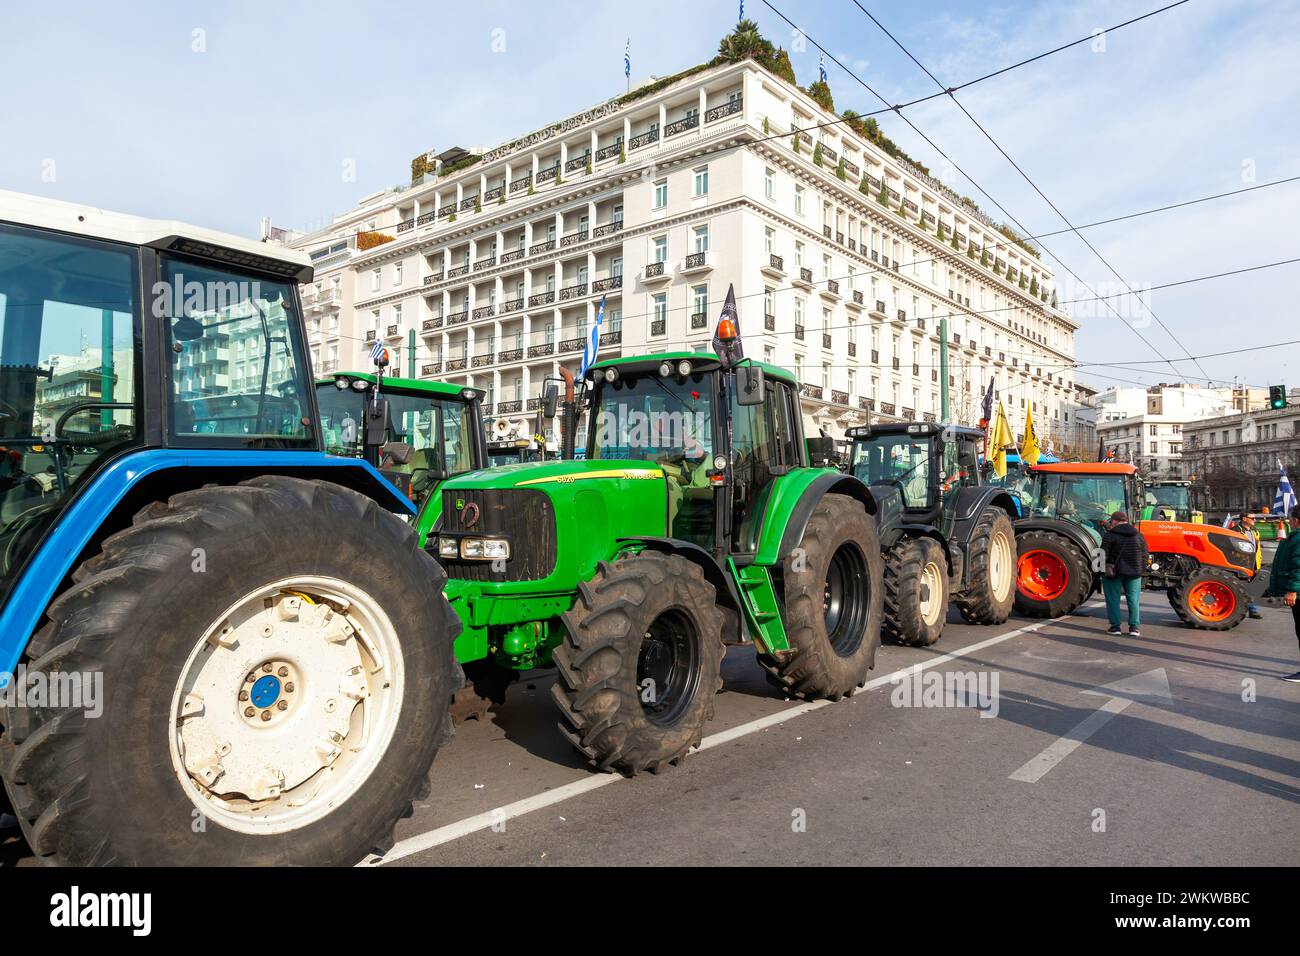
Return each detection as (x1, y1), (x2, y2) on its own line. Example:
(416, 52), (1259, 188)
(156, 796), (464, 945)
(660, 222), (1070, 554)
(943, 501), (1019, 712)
(277, 700), (288, 711)
(246, 673), (256, 684)
(278, 666), (289, 678)
(239, 691), (249, 702)
(244, 707), (256, 718)
(262, 663), (273, 673)
(284, 682), (295, 693)
(260, 710), (272, 722)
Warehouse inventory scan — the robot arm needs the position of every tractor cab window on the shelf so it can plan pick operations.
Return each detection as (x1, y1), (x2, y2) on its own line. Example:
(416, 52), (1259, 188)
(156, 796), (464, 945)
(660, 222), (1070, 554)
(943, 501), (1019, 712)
(851, 435), (932, 510)
(1028, 472), (1126, 536)
(163, 258), (311, 446)
(589, 369), (715, 546)
(0, 223), (141, 608)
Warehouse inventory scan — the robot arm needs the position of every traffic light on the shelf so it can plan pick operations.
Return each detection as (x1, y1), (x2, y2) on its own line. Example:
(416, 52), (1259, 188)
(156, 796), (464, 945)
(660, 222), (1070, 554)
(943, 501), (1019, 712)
(1269, 384), (1287, 410)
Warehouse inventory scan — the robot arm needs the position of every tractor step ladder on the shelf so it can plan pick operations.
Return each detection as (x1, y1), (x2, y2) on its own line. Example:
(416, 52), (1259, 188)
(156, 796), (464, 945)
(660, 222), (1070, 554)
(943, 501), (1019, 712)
(731, 560), (791, 653)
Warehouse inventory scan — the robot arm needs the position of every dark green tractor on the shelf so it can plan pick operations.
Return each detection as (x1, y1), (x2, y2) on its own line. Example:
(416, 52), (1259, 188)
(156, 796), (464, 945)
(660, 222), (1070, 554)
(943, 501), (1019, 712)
(847, 422), (1018, 646)
(420, 352), (883, 773)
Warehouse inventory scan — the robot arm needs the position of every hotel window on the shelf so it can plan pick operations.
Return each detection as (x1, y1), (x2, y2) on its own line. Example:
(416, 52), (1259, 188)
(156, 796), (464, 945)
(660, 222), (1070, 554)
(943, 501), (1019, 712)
(609, 308), (622, 333)
(847, 370), (856, 397)
(652, 294), (667, 333)
(764, 227), (775, 254)
(764, 286), (775, 318)
(794, 298), (803, 326)
(693, 166), (709, 197)
(371, 269), (381, 292)
(692, 285), (708, 318)
(795, 241), (805, 268)
(822, 253), (831, 280)
(393, 262), (403, 286)
(393, 304), (402, 328)
(654, 179), (668, 209)
(611, 256), (623, 277)
(653, 236), (668, 263)
(794, 185), (804, 216)
(692, 225), (709, 254)
(822, 364), (830, 391)
(764, 167), (774, 199)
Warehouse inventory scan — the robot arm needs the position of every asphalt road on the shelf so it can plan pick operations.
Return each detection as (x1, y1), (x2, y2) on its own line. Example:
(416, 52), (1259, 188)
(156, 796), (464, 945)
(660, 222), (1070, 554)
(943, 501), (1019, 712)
(5, 597), (1297, 867)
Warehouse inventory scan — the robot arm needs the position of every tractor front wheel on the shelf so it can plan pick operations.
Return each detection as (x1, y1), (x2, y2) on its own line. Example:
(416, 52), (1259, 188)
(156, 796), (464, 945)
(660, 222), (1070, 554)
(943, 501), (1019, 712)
(1012, 530), (1093, 618)
(764, 494), (882, 700)
(1169, 568), (1249, 630)
(882, 537), (950, 647)
(554, 552), (725, 774)
(0, 476), (459, 866)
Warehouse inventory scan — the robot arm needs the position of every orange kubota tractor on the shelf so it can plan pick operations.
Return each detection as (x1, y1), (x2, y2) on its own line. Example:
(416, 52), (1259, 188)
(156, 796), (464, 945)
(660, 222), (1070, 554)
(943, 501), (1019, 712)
(1009, 462), (1259, 630)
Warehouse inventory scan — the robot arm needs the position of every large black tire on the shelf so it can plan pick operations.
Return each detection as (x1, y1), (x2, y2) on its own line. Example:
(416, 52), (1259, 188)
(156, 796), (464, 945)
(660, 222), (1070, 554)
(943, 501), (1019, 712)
(882, 537), (949, 647)
(1169, 567), (1249, 630)
(1012, 529), (1093, 618)
(553, 552), (725, 774)
(0, 476), (459, 866)
(762, 494), (882, 700)
(954, 508), (1016, 624)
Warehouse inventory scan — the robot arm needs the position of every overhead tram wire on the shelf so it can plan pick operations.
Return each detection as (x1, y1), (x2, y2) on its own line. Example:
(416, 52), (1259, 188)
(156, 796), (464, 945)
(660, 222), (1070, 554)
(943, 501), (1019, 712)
(847, 0), (1215, 382)
(761, 0), (1187, 378)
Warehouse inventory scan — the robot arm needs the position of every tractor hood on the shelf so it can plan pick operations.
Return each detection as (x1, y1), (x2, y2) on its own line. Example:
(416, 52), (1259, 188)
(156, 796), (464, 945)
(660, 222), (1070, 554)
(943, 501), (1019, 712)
(436, 459), (671, 589)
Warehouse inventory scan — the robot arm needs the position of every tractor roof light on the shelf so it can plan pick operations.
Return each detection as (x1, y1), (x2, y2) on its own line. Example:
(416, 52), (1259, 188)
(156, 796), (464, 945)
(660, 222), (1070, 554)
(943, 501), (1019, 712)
(677, 359), (692, 377)
(713, 455), (728, 471)
(659, 361), (674, 378)
(334, 377), (352, 390)
(461, 388), (478, 400)
(603, 367), (619, 383)
(716, 318), (737, 341)
(351, 379), (370, 391)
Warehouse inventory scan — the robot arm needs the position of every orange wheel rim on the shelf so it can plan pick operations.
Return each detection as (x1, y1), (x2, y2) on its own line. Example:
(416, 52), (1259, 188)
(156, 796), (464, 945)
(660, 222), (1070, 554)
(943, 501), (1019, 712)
(1188, 581), (1235, 621)
(1018, 550), (1069, 601)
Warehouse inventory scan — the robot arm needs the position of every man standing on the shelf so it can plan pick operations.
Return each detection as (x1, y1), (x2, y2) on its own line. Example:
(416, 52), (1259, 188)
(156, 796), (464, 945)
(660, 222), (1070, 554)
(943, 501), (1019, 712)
(1102, 511), (1148, 637)
(1265, 504), (1300, 682)
(1236, 512), (1264, 619)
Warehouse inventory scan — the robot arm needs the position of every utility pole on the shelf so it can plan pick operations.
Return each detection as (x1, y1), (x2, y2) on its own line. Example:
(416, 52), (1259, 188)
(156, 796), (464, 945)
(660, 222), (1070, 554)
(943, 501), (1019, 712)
(408, 328), (416, 379)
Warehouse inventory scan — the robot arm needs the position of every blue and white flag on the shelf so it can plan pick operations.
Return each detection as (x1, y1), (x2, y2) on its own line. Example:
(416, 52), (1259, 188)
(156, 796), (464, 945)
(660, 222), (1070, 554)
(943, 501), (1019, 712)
(819, 54), (827, 84)
(1275, 461), (1296, 515)
(624, 39), (631, 79)
(370, 340), (388, 367)
(580, 296), (606, 378)
(739, 0), (744, 20)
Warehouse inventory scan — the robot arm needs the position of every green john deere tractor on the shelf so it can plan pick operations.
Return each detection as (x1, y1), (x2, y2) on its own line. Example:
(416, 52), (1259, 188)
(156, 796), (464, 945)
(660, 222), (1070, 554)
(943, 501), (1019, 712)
(417, 352), (883, 773)
(847, 422), (1018, 646)
(315, 371), (485, 507)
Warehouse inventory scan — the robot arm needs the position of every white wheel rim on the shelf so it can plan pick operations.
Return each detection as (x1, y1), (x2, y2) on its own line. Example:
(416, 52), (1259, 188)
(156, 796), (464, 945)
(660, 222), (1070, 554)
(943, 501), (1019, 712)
(919, 562), (944, 626)
(989, 531), (1013, 600)
(168, 576), (404, 836)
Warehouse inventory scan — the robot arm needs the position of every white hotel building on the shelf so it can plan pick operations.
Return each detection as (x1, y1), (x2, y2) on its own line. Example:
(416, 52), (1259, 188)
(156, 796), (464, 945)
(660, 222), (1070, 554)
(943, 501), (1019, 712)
(285, 57), (1077, 440)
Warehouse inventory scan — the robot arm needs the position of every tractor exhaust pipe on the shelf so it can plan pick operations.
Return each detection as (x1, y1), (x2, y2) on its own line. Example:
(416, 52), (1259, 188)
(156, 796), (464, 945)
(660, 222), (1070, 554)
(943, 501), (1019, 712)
(559, 367), (577, 460)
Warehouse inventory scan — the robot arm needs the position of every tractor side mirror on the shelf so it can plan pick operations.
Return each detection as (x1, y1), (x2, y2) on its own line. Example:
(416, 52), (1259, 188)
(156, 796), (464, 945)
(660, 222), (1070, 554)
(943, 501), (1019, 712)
(806, 436), (835, 466)
(736, 366), (765, 406)
(364, 398), (390, 447)
(542, 383), (559, 419)
(381, 441), (413, 465)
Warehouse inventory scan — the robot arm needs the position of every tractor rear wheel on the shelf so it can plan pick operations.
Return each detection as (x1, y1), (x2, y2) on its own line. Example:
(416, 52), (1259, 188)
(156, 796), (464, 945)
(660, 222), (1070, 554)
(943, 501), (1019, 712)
(882, 537), (949, 647)
(1012, 530), (1093, 618)
(554, 552), (725, 774)
(955, 508), (1016, 624)
(0, 476), (459, 866)
(763, 494), (882, 700)
(1169, 568), (1249, 630)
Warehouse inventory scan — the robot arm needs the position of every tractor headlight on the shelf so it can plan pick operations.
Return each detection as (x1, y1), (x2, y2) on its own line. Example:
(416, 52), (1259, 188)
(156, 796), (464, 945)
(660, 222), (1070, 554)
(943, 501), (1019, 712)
(334, 377), (351, 390)
(603, 367), (619, 383)
(352, 379), (370, 392)
(1230, 538), (1254, 553)
(677, 359), (692, 376)
(460, 537), (511, 560)
(438, 536), (460, 558)
(659, 361), (674, 377)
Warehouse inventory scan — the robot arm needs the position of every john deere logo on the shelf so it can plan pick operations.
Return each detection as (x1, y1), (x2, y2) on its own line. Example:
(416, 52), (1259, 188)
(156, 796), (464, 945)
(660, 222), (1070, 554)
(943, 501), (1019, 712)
(455, 498), (465, 510)
(463, 502), (481, 528)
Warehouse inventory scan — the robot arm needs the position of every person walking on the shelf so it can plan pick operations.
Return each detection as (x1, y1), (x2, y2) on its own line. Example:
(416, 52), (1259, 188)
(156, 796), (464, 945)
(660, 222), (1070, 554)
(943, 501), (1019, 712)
(1264, 504), (1300, 682)
(1236, 512), (1264, 619)
(1102, 510), (1148, 637)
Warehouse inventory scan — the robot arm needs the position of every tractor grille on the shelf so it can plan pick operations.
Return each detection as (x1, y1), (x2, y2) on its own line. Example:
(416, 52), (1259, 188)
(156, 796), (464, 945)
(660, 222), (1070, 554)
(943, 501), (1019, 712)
(439, 487), (557, 581)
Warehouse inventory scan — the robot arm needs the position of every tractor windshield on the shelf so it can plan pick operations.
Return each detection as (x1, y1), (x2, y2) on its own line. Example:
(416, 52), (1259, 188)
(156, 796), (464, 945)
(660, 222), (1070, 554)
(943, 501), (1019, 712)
(588, 370), (715, 468)
(1143, 484), (1191, 520)
(316, 382), (477, 498)
(1025, 472), (1128, 535)
(0, 223), (141, 608)
(849, 435), (932, 509)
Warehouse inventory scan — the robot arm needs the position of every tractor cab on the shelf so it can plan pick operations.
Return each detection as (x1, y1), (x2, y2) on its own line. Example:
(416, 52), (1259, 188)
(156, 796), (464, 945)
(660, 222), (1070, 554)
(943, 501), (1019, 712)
(846, 422), (984, 534)
(1141, 479), (1202, 523)
(584, 352), (810, 557)
(1019, 462), (1136, 539)
(316, 371), (483, 505)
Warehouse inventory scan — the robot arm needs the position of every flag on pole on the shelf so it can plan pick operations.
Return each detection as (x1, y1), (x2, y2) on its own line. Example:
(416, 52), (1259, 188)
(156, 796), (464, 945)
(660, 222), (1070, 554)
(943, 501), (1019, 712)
(979, 379), (995, 427)
(739, 0), (744, 20)
(1096, 436), (1105, 462)
(988, 401), (1017, 479)
(1275, 461), (1296, 515)
(1022, 404), (1041, 466)
(371, 341), (389, 367)
(819, 54), (827, 84)
(580, 296), (606, 378)
(712, 283), (743, 369)
(624, 39), (631, 79)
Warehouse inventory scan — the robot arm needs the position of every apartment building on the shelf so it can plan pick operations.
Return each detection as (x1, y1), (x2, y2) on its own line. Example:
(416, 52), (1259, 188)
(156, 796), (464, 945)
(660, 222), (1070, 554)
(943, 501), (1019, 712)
(280, 57), (1076, 441)
(1182, 390), (1300, 516)
(1092, 383), (1250, 476)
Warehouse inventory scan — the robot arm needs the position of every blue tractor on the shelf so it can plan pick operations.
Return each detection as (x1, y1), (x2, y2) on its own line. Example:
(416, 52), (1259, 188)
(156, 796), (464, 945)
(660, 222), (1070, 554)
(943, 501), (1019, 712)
(0, 190), (459, 866)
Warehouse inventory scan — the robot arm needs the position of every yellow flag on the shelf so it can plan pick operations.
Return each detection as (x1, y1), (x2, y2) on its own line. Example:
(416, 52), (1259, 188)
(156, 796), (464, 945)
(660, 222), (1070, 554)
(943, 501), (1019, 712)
(1022, 404), (1040, 466)
(989, 402), (1016, 478)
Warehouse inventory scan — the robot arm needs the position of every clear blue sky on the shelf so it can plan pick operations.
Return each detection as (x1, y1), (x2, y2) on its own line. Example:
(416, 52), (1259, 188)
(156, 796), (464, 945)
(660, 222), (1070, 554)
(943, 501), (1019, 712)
(2, 0), (1296, 392)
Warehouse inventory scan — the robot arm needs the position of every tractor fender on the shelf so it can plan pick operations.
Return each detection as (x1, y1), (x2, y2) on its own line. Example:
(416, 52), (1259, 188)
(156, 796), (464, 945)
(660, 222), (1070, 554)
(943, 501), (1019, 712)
(773, 473), (876, 563)
(1012, 516), (1102, 573)
(614, 536), (746, 641)
(950, 486), (1019, 546)
(0, 448), (414, 678)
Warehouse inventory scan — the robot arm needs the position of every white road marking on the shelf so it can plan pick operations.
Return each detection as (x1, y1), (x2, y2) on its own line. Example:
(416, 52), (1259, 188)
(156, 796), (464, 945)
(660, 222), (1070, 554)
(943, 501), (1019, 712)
(364, 617), (1059, 866)
(1009, 667), (1172, 783)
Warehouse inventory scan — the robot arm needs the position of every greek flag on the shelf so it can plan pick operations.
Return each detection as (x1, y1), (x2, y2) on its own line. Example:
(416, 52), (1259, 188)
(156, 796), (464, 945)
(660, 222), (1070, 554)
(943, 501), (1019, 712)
(739, 0), (744, 19)
(580, 296), (606, 378)
(371, 341), (388, 367)
(624, 39), (631, 79)
(1275, 462), (1296, 515)
(819, 54), (827, 84)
